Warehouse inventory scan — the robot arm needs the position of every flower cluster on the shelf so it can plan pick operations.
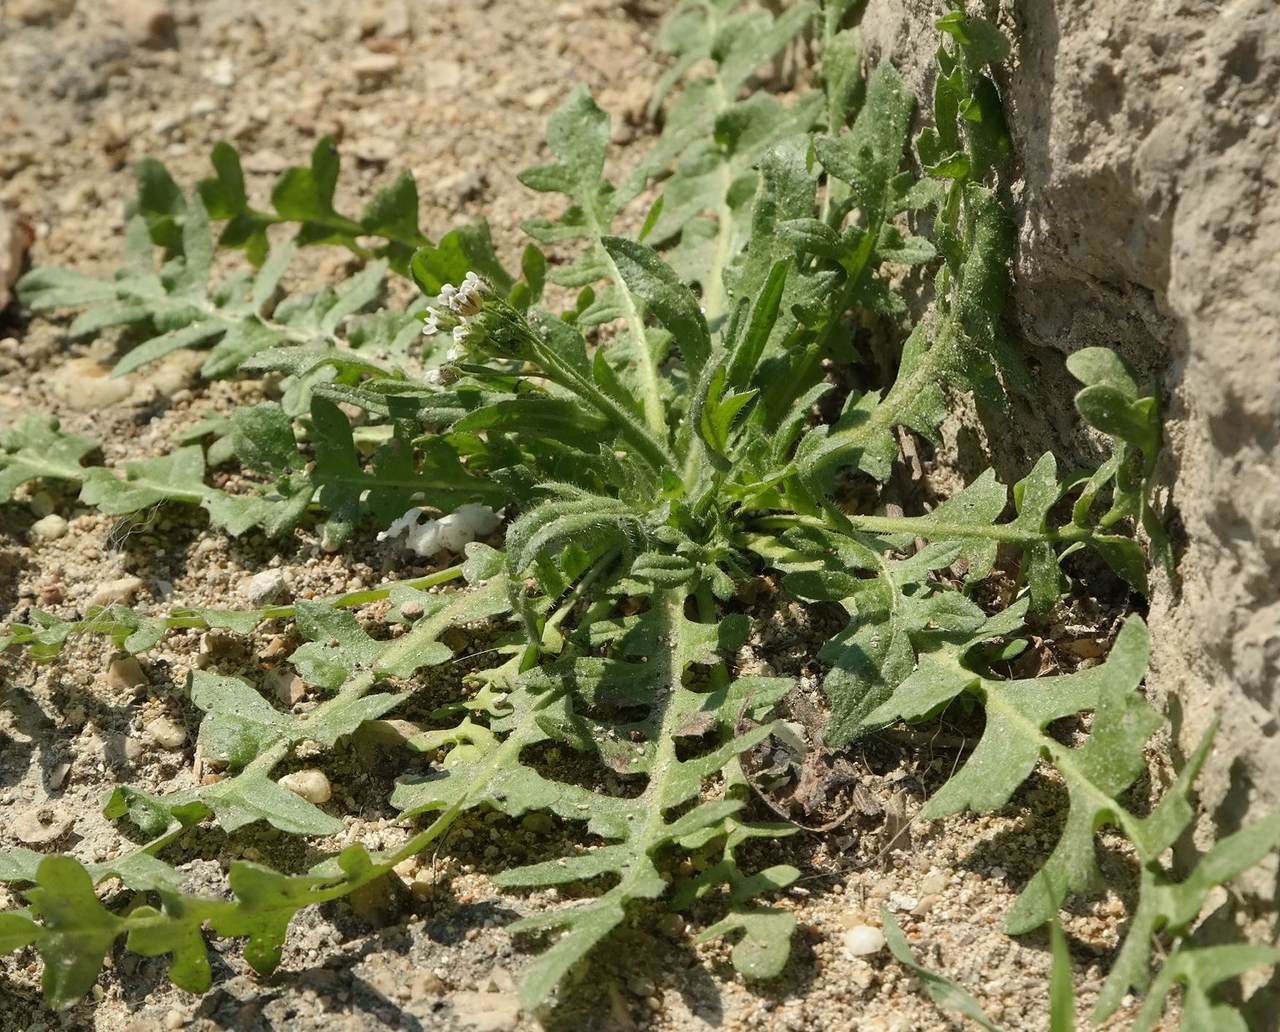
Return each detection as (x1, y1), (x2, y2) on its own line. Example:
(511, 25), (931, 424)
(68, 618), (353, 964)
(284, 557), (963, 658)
(421, 271), (489, 347)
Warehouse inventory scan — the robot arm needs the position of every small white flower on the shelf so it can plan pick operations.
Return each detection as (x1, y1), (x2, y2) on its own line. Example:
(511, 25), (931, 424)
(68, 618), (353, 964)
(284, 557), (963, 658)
(452, 324), (469, 347)
(438, 283), (458, 306)
(421, 309), (441, 336)
(446, 347), (462, 362)
(452, 271), (487, 316)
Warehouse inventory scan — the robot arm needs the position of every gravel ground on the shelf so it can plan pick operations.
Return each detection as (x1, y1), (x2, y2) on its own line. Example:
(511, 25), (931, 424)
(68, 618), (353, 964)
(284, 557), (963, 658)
(0, 1), (1158, 1029)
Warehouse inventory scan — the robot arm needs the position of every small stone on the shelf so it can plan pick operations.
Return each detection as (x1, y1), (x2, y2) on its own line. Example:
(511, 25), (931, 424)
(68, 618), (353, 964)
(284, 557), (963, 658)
(278, 769), (331, 804)
(107, 655), (149, 694)
(447, 170), (488, 205)
(522, 84), (556, 111)
(52, 358), (133, 412)
(656, 912), (686, 941)
(399, 600), (424, 619)
(86, 575), (145, 610)
(842, 924), (886, 958)
(162, 1009), (185, 1031)
(14, 806), (73, 845)
(346, 872), (407, 925)
(887, 891), (919, 912)
(450, 990), (520, 1032)
(108, 0), (177, 48)
(424, 59), (462, 90)
(243, 568), (288, 605)
(919, 872), (947, 896)
(28, 491), (56, 518)
(46, 763), (71, 793)
(0, 206), (34, 310)
(205, 56), (235, 88)
(849, 958), (876, 990)
(261, 635), (290, 660)
(268, 670), (307, 707)
(30, 514), (68, 541)
(382, 0), (411, 38)
(9, 0), (75, 27)
(413, 972), (446, 994)
(352, 51), (400, 85)
(146, 715), (186, 750)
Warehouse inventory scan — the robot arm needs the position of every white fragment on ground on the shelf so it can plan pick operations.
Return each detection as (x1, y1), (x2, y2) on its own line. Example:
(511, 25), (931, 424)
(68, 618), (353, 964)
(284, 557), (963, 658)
(29, 514), (68, 541)
(243, 567), (289, 605)
(378, 504), (501, 558)
(451, 989), (521, 1032)
(278, 769), (332, 804)
(887, 891), (919, 913)
(87, 574), (145, 610)
(146, 715), (186, 750)
(842, 925), (887, 958)
(14, 806), (73, 845)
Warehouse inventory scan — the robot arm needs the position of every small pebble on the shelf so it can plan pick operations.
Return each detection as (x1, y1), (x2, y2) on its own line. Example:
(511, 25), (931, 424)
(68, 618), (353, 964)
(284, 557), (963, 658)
(28, 491), (56, 518)
(842, 925), (886, 958)
(269, 671), (307, 707)
(244, 568), (288, 605)
(108, 0), (176, 48)
(30, 514), (67, 541)
(14, 806), (73, 845)
(400, 600), (424, 619)
(352, 50), (400, 84)
(86, 575), (145, 610)
(106, 655), (149, 694)
(146, 715), (186, 750)
(162, 1008), (185, 1030)
(919, 872), (947, 895)
(278, 769), (331, 804)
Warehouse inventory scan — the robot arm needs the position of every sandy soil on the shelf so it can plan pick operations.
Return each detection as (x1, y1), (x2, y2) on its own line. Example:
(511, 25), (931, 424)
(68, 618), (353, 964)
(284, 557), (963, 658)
(0, 1), (1158, 1029)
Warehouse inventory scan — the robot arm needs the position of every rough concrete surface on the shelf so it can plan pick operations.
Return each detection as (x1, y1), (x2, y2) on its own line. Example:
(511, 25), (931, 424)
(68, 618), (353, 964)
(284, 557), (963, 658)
(861, 0), (1280, 883)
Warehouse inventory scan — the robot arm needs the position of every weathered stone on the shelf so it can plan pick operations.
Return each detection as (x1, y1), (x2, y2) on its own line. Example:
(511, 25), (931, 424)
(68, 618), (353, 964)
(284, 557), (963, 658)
(30, 514), (68, 541)
(145, 715), (186, 750)
(107, 0), (177, 48)
(107, 654), (149, 694)
(0, 206), (33, 310)
(243, 567), (288, 605)
(86, 575), (145, 610)
(278, 768), (331, 804)
(859, 0), (1280, 871)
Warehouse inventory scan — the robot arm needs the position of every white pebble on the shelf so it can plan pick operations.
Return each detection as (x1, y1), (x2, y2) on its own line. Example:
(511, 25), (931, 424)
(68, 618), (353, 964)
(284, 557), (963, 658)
(30, 514), (67, 541)
(842, 925), (886, 958)
(278, 769), (332, 804)
(919, 872), (948, 895)
(146, 715), (186, 750)
(87, 574), (145, 610)
(243, 567), (288, 605)
(887, 891), (919, 912)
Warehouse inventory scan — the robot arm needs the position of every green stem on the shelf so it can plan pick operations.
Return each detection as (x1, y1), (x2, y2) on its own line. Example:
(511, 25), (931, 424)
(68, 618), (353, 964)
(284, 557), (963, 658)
(749, 511), (1093, 545)
(168, 563), (467, 627)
